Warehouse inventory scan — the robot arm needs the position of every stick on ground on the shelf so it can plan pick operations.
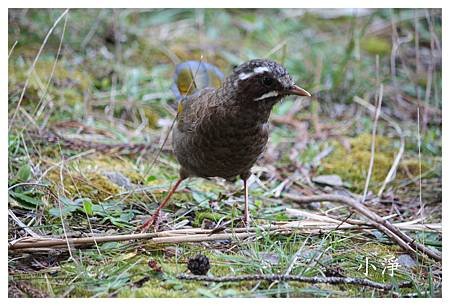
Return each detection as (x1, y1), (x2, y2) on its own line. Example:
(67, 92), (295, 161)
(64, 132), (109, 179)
(283, 193), (441, 262)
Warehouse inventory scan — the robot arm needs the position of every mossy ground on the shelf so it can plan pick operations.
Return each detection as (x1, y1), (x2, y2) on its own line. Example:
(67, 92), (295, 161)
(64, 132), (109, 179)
(319, 134), (439, 192)
(8, 8), (441, 298)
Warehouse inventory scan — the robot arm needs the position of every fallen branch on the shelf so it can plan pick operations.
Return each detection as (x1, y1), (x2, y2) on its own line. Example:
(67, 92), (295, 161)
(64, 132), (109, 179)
(8, 227), (265, 251)
(8, 218), (441, 254)
(177, 273), (412, 291)
(283, 193), (441, 262)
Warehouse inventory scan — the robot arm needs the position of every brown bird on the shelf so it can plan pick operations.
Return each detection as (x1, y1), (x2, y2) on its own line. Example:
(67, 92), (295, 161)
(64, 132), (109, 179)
(141, 59), (310, 231)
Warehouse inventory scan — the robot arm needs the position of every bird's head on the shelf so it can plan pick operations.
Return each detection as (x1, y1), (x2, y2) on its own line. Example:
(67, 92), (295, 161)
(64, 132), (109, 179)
(225, 59), (310, 106)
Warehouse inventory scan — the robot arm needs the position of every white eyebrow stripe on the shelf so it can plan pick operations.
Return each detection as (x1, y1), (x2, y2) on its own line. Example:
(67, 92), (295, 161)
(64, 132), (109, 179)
(254, 91), (279, 101)
(239, 72), (255, 80)
(238, 66), (271, 80)
(253, 66), (270, 74)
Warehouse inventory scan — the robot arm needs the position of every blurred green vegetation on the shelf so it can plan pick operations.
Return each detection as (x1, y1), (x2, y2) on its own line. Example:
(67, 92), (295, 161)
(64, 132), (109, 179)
(8, 8), (441, 298)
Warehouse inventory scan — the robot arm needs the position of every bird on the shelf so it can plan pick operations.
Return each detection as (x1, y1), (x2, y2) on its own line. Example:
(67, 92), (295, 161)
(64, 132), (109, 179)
(141, 59), (311, 232)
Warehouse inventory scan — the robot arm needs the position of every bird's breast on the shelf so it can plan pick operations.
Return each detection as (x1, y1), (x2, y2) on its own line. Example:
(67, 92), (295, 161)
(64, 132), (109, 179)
(173, 108), (270, 179)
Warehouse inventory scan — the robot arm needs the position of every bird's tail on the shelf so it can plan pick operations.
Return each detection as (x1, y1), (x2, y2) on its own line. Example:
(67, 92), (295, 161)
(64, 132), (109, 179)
(171, 61), (224, 100)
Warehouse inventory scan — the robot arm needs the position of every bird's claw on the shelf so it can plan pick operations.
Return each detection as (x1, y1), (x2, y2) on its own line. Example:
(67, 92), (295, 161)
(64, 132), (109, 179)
(241, 215), (251, 229)
(140, 212), (161, 233)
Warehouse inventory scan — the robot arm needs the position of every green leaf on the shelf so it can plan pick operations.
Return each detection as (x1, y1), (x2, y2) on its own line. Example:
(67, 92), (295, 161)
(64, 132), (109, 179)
(49, 197), (79, 217)
(196, 288), (216, 298)
(100, 242), (122, 250)
(48, 204), (78, 217)
(145, 175), (157, 183)
(108, 218), (131, 228)
(16, 164), (32, 182)
(119, 211), (133, 222)
(82, 199), (93, 216)
(192, 191), (208, 204)
(60, 196), (76, 206)
(9, 191), (43, 209)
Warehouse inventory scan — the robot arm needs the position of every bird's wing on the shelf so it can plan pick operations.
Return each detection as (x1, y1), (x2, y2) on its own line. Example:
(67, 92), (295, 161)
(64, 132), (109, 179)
(176, 88), (216, 133)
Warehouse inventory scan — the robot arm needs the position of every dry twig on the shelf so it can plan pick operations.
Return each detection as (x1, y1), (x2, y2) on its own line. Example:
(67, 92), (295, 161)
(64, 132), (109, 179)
(9, 215), (440, 256)
(283, 193), (441, 262)
(362, 84), (383, 202)
(8, 209), (41, 238)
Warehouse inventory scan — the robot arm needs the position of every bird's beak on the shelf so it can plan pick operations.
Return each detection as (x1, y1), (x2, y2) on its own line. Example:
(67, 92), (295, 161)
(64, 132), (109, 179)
(286, 85), (311, 97)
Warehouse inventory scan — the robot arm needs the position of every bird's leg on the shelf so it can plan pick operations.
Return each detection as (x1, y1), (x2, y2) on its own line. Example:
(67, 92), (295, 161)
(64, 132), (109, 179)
(243, 177), (250, 228)
(140, 177), (185, 232)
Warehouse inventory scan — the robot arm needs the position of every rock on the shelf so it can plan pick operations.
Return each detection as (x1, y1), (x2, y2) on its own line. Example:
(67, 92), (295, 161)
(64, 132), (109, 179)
(260, 252), (280, 265)
(397, 254), (417, 268)
(103, 171), (132, 189)
(312, 174), (344, 187)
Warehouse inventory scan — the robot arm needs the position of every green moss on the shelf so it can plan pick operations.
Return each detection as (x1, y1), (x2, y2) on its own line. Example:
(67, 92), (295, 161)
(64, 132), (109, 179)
(118, 277), (202, 298)
(42, 155), (164, 203)
(193, 211), (224, 227)
(9, 59), (92, 106)
(75, 155), (146, 185)
(47, 170), (121, 202)
(320, 134), (392, 192)
(360, 36), (391, 56)
(320, 134), (430, 192)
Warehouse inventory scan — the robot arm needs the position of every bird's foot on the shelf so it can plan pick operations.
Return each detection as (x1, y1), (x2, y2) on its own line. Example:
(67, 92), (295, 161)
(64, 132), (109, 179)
(241, 215), (251, 229)
(140, 212), (161, 233)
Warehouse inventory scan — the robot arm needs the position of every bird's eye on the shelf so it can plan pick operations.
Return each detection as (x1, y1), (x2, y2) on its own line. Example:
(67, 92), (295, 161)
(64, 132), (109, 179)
(261, 77), (274, 87)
